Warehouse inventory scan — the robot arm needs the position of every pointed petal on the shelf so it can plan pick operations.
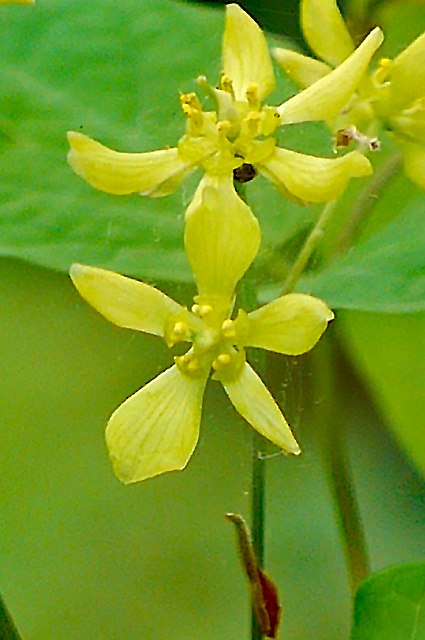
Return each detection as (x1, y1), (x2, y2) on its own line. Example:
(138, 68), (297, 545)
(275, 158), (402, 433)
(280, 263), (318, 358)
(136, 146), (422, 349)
(278, 28), (383, 125)
(185, 174), (261, 301)
(301, 0), (354, 66)
(260, 147), (371, 204)
(246, 293), (333, 355)
(272, 48), (331, 89)
(222, 363), (300, 454)
(67, 131), (190, 196)
(70, 263), (183, 335)
(389, 32), (425, 112)
(223, 4), (275, 101)
(398, 138), (425, 189)
(106, 365), (207, 483)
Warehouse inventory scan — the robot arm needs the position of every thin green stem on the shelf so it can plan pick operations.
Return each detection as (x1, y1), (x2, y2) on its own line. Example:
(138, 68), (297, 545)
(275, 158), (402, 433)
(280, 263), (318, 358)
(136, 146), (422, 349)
(0, 594), (23, 640)
(235, 179), (267, 640)
(250, 431), (266, 640)
(317, 339), (370, 596)
(327, 417), (370, 595)
(335, 153), (402, 255)
(279, 194), (372, 597)
(281, 199), (338, 295)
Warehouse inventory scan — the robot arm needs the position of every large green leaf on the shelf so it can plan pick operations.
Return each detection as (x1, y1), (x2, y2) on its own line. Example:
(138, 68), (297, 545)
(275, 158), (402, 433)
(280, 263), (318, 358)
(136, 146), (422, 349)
(297, 196), (425, 312)
(0, 0), (312, 283)
(338, 309), (425, 476)
(351, 563), (425, 639)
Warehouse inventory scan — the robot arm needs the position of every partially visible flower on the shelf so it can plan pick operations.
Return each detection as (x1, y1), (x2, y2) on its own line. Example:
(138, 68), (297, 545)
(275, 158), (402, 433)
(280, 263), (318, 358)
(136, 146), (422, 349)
(0, 0), (34, 4)
(273, 0), (425, 187)
(67, 3), (381, 212)
(70, 180), (333, 483)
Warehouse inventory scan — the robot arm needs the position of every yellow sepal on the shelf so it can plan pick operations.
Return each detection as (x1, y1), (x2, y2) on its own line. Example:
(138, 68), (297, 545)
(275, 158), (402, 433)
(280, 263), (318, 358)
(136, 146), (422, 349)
(223, 4), (275, 102)
(246, 293), (334, 355)
(260, 148), (372, 204)
(222, 363), (301, 454)
(397, 138), (425, 189)
(272, 48), (331, 89)
(388, 32), (425, 114)
(184, 176), (260, 302)
(301, 0), (354, 66)
(70, 264), (183, 336)
(106, 365), (207, 483)
(67, 131), (190, 196)
(278, 28), (383, 125)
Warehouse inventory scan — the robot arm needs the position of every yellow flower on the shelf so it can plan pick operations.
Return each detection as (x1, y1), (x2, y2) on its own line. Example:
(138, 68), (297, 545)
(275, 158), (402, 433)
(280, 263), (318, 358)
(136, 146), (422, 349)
(67, 3), (381, 210)
(70, 180), (333, 483)
(273, 0), (425, 188)
(0, 0), (34, 4)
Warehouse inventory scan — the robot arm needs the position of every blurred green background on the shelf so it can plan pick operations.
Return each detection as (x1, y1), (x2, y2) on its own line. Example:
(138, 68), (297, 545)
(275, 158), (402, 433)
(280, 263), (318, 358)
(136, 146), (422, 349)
(1, 0), (425, 639)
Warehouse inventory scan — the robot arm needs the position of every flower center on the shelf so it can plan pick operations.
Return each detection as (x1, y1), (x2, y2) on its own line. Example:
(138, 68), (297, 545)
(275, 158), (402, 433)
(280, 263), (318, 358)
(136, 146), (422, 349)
(177, 77), (280, 178)
(165, 301), (249, 382)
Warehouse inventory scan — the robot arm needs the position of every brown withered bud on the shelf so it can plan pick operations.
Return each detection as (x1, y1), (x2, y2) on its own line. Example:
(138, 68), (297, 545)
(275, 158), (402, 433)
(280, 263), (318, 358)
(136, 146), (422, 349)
(226, 513), (281, 638)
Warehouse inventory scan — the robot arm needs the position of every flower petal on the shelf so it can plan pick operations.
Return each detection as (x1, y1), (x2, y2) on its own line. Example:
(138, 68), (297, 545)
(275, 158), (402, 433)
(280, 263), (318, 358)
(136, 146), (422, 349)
(278, 27), (383, 125)
(67, 131), (190, 196)
(397, 138), (425, 189)
(106, 365), (207, 483)
(272, 48), (331, 89)
(185, 174), (261, 301)
(389, 32), (425, 113)
(260, 148), (371, 204)
(0, 0), (34, 3)
(222, 363), (300, 454)
(223, 4), (275, 102)
(246, 293), (333, 355)
(70, 263), (183, 335)
(301, 0), (354, 67)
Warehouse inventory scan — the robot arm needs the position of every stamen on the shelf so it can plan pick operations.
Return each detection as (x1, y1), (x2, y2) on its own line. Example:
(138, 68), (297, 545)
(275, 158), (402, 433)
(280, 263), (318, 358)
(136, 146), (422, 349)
(212, 353), (231, 370)
(192, 303), (213, 318)
(246, 83), (260, 111)
(180, 92), (203, 127)
(374, 58), (392, 85)
(220, 73), (235, 100)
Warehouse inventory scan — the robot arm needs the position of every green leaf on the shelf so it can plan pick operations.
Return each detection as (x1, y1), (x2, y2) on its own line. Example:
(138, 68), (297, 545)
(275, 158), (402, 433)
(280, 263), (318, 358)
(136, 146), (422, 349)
(338, 309), (425, 477)
(0, 0), (310, 283)
(297, 196), (425, 312)
(351, 563), (425, 639)
(0, 595), (23, 640)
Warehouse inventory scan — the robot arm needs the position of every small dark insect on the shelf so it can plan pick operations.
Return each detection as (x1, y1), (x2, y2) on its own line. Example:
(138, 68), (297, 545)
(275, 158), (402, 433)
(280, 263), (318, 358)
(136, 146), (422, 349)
(233, 162), (257, 183)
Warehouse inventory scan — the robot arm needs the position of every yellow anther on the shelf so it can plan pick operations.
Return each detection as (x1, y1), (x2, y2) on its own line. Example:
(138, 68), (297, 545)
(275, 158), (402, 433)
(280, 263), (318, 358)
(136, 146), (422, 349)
(246, 84), (260, 111)
(173, 321), (188, 337)
(212, 353), (231, 370)
(187, 358), (201, 373)
(220, 73), (235, 99)
(373, 58), (392, 85)
(222, 319), (236, 340)
(191, 303), (213, 318)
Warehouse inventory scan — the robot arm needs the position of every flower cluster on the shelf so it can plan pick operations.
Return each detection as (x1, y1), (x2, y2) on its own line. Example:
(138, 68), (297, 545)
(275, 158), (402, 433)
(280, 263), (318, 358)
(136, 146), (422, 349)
(68, 3), (390, 483)
(71, 183), (333, 482)
(273, 0), (425, 188)
(67, 3), (382, 216)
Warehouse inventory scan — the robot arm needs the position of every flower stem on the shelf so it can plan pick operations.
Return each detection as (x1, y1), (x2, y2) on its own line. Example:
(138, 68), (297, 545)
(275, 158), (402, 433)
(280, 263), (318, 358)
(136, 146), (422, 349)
(0, 594), (23, 640)
(280, 195), (371, 597)
(317, 339), (370, 596)
(281, 199), (338, 295)
(335, 153), (401, 255)
(250, 430), (266, 640)
(327, 415), (370, 595)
